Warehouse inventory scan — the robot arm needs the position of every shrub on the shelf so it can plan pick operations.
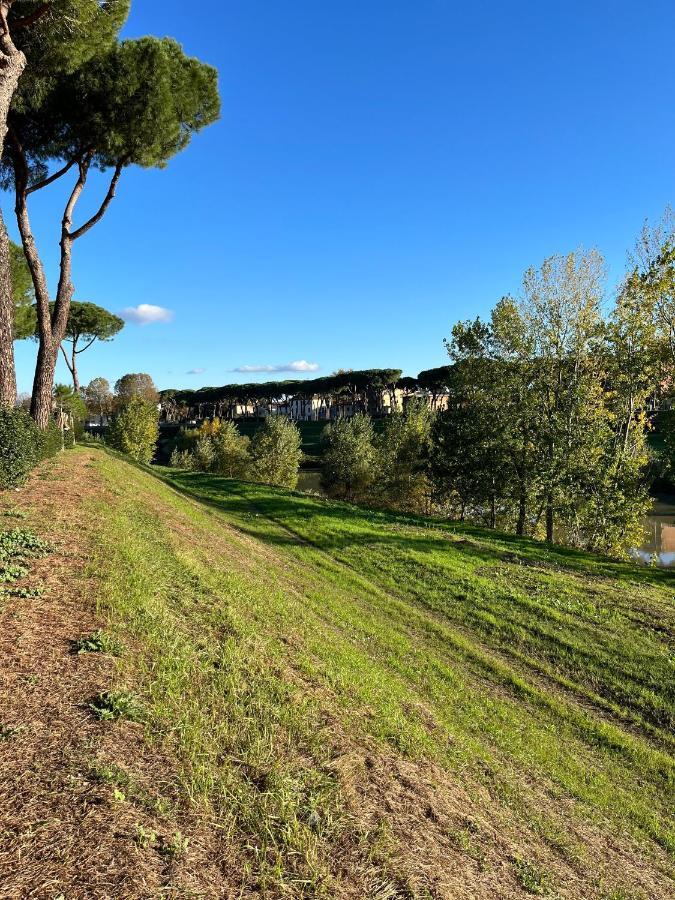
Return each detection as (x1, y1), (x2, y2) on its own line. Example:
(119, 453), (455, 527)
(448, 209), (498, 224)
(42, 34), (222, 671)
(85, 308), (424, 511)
(211, 421), (250, 477)
(170, 448), (194, 469)
(250, 416), (302, 489)
(377, 399), (433, 513)
(0, 407), (41, 489)
(192, 435), (215, 472)
(321, 414), (377, 502)
(106, 396), (159, 464)
(39, 422), (63, 459)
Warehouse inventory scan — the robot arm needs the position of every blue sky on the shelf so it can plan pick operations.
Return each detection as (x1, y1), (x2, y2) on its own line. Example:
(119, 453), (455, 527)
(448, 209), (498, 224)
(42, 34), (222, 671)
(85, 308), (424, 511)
(11, 0), (675, 394)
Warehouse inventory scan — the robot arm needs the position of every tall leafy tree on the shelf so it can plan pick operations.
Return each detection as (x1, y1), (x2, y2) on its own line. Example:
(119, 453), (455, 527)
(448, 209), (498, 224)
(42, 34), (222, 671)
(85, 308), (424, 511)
(83, 375), (112, 423)
(114, 372), (158, 406)
(0, 0), (130, 406)
(3, 31), (219, 426)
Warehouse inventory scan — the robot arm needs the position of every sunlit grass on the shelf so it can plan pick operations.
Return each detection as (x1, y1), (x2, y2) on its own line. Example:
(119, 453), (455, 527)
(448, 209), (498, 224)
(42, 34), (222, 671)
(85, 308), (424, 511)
(84, 450), (674, 892)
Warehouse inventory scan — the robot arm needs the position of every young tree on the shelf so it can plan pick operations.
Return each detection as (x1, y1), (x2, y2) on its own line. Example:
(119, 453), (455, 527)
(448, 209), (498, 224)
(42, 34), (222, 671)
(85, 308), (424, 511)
(107, 394), (158, 464)
(508, 251), (607, 542)
(378, 399), (433, 513)
(52, 301), (123, 391)
(83, 376), (112, 423)
(321, 414), (377, 502)
(3, 32), (219, 426)
(192, 433), (215, 472)
(211, 421), (250, 478)
(114, 372), (158, 406)
(250, 416), (302, 489)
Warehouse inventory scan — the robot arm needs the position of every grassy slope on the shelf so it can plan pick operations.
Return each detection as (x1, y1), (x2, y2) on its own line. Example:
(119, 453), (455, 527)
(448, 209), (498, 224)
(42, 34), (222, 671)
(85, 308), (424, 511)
(82, 450), (673, 897)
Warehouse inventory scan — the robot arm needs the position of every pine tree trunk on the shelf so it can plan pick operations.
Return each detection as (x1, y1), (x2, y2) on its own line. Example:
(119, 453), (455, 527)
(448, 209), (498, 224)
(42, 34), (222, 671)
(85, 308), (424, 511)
(30, 341), (57, 429)
(71, 345), (80, 393)
(0, 211), (16, 407)
(0, 11), (26, 408)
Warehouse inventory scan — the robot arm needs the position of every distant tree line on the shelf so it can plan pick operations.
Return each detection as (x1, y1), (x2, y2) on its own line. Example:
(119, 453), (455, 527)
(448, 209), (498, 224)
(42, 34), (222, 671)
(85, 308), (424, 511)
(159, 366), (458, 421)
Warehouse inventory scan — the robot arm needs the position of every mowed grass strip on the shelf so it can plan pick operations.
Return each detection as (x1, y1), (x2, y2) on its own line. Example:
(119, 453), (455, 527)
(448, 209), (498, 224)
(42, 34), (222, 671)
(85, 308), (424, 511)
(85, 450), (674, 892)
(159, 471), (675, 846)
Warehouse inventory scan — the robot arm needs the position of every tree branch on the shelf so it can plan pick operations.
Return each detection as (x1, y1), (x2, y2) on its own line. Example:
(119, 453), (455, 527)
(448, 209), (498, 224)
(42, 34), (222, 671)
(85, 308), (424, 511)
(8, 126), (52, 341)
(27, 158), (76, 195)
(62, 153), (92, 238)
(74, 336), (97, 355)
(12, 2), (51, 31)
(70, 160), (125, 241)
(59, 342), (74, 375)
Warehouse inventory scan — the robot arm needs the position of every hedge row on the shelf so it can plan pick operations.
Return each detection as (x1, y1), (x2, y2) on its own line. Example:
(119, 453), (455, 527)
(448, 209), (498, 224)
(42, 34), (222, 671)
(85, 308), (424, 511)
(0, 408), (62, 490)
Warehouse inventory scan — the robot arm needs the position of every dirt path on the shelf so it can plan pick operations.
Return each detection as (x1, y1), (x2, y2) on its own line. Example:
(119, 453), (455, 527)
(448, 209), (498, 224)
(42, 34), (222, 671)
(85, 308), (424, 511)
(0, 452), (235, 900)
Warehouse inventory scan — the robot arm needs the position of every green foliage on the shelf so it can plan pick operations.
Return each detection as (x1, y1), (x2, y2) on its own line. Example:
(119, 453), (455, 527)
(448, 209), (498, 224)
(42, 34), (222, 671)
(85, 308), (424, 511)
(0, 527), (50, 562)
(169, 448), (195, 470)
(8, 33), (220, 184)
(53, 383), (86, 446)
(10, 240), (35, 340)
(106, 395), (158, 464)
(250, 416), (302, 489)
(38, 421), (63, 459)
(513, 858), (553, 895)
(0, 526), (49, 588)
(378, 399), (433, 513)
(321, 413), (378, 502)
(59, 301), (124, 344)
(192, 434), (215, 472)
(11, 2), (131, 103)
(90, 689), (143, 722)
(114, 373), (158, 406)
(211, 421), (250, 478)
(433, 249), (654, 554)
(0, 407), (41, 488)
(83, 377), (112, 421)
(169, 420), (250, 478)
(72, 629), (123, 656)
(53, 383), (86, 420)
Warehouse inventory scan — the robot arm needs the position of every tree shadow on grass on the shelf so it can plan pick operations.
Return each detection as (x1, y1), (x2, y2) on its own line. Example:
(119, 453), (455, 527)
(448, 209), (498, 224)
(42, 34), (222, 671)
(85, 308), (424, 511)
(157, 467), (674, 590)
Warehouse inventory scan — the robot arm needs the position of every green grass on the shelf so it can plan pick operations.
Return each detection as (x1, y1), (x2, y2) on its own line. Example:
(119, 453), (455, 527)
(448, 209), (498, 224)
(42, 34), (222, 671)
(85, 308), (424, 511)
(77, 450), (674, 895)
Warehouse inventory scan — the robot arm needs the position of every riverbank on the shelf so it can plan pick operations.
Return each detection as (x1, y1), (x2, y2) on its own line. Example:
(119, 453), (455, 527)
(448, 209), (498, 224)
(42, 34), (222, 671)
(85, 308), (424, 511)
(1, 447), (673, 897)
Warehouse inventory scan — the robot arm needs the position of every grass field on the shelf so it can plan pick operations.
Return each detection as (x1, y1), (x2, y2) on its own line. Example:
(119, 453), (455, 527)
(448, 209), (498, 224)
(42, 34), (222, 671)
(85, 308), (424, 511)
(2, 447), (673, 898)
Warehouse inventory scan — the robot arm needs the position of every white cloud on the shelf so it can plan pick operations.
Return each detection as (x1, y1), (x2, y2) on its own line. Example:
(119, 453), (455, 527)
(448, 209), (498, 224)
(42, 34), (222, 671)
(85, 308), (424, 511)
(187, 368), (206, 375)
(120, 304), (174, 325)
(233, 360), (320, 374)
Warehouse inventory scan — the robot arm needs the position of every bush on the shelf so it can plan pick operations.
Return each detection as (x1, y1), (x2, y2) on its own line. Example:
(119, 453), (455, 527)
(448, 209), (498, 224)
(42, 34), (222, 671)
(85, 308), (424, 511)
(321, 414), (377, 502)
(170, 448), (194, 469)
(250, 416), (302, 489)
(39, 422), (64, 460)
(106, 396), (159, 464)
(211, 421), (250, 477)
(0, 406), (65, 491)
(192, 434), (215, 471)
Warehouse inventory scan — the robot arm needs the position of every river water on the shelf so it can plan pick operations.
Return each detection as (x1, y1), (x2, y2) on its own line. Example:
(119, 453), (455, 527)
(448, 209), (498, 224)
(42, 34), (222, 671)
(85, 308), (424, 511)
(630, 498), (675, 568)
